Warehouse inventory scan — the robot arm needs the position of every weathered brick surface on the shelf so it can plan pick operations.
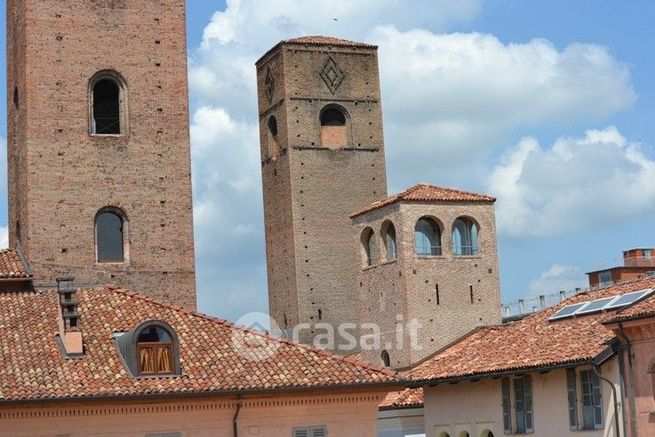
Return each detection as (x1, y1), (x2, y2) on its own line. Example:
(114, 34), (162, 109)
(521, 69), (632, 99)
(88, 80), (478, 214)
(257, 41), (387, 348)
(7, 0), (196, 308)
(353, 201), (502, 368)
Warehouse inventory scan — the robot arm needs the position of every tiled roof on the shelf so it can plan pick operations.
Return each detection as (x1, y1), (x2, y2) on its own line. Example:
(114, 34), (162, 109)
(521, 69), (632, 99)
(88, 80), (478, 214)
(351, 184), (496, 218)
(409, 278), (655, 383)
(283, 35), (375, 48)
(603, 291), (655, 324)
(0, 249), (31, 279)
(0, 288), (399, 402)
(379, 388), (424, 410)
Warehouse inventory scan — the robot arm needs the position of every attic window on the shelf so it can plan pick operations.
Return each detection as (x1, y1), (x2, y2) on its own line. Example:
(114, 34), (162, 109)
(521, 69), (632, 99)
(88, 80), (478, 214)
(115, 321), (180, 377)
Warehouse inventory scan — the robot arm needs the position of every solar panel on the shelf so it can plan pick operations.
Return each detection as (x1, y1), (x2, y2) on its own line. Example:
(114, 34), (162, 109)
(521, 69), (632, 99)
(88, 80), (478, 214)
(575, 296), (619, 315)
(549, 302), (588, 321)
(605, 288), (654, 310)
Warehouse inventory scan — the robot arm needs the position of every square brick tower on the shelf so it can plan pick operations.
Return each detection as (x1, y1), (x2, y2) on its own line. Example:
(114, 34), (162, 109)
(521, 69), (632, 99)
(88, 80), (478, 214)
(256, 36), (388, 348)
(7, 0), (196, 308)
(351, 184), (502, 368)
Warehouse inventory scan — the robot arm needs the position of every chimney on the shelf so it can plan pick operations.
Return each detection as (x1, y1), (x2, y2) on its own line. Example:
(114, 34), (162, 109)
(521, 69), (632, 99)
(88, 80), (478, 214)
(518, 299), (525, 314)
(539, 295), (546, 309)
(57, 277), (83, 356)
(560, 290), (566, 302)
(624, 248), (655, 268)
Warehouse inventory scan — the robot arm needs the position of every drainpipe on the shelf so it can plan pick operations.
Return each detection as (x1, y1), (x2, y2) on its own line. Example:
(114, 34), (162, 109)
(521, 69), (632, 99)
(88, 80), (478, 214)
(233, 396), (243, 437)
(618, 323), (638, 436)
(593, 365), (620, 437)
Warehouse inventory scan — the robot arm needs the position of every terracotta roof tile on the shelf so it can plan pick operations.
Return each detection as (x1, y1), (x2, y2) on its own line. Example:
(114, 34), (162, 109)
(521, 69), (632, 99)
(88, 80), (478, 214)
(0, 288), (400, 402)
(379, 388), (424, 410)
(283, 35), (375, 48)
(603, 291), (655, 324)
(410, 278), (655, 383)
(0, 249), (31, 279)
(351, 184), (496, 218)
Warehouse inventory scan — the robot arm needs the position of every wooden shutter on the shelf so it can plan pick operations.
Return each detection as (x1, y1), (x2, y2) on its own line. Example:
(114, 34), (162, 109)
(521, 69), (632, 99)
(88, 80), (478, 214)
(501, 378), (512, 433)
(566, 369), (579, 430)
(293, 428), (309, 437)
(311, 426), (327, 437)
(591, 371), (604, 428)
(524, 375), (534, 433)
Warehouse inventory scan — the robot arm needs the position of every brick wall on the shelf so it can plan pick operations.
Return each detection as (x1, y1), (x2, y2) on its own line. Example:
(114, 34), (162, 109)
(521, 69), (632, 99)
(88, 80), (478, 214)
(257, 40), (387, 348)
(7, 0), (196, 308)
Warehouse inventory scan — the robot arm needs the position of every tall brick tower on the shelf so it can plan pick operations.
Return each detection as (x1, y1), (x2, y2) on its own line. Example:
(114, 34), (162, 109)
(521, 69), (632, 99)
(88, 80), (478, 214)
(7, 0), (196, 308)
(256, 36), (388, 347)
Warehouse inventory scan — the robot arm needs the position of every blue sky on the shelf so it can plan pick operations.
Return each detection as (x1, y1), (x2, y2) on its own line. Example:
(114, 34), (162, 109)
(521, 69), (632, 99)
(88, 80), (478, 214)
(1, 1), (653, 321)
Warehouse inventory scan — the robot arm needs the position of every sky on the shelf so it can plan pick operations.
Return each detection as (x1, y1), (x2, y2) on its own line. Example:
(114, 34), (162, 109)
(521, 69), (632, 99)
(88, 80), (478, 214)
(0, 1), (653, 321)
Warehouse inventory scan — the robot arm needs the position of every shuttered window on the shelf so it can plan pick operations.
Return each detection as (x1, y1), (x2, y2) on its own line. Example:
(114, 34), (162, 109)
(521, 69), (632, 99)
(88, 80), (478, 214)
(501, 378), (512, 434)
(580, 370), (603, 429)
(513, 376), (533, 433)
(567, 369), (579, 430)
(293, 426), (327, 437)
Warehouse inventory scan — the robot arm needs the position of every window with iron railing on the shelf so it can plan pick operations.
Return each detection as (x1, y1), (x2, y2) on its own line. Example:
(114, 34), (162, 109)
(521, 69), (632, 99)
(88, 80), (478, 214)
(415, 217), (442, 256)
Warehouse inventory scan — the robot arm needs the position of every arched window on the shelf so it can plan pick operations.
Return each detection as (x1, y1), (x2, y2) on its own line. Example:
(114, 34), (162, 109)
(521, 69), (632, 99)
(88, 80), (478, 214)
(415, 217), (442, 256)
(438, 433), (451, 437)
(96, 209), (126, 263)
(267, 116), (280, 158)
(320, 105), (348, 149)
(381, 350), (391, 367)
(382, 221), (397, 261)
(480, 431), (495, 437)
(90, 71), (127, 135)
(452, 217), (479, 256)
(361, 227), (377, 267)
(459, 433), (470, 437)
(136, 324), (174, 375)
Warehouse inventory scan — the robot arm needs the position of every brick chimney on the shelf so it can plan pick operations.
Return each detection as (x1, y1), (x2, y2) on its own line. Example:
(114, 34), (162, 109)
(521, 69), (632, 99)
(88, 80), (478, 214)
(57, 277), (83, 356)
(623, 248), (655, 268)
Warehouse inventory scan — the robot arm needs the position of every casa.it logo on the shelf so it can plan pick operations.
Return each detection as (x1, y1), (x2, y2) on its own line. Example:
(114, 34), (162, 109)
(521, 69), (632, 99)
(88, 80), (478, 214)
(231, 312), (282, 362)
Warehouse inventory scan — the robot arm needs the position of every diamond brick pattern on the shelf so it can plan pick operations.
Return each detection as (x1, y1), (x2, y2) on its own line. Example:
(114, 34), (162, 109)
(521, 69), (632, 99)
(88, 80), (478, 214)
(0, 288), (399, 402)
(320, 57), (345, 95)
(410, 278), (655, 383)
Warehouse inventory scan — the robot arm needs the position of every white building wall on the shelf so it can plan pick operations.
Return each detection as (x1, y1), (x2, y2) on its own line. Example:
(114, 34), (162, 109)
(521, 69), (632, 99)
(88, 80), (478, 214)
(423, 360), (623, 437)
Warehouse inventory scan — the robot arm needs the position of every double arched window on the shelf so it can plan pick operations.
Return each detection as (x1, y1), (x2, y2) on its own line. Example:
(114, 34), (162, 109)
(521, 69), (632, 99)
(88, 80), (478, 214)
(90, 71), (127, 136)
(320, 105), (349, 148)
(95, 208), (127, 263)
(382, 221), (397, 261)
(452, 217), (479, 256)
(415, 217), (442, 256)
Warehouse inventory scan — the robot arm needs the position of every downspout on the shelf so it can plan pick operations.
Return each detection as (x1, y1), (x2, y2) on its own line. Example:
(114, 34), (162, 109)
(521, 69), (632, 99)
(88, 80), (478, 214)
(233, 396), (243, 437)
(593, 365), (620, 437)
(618, 322), (638, 436)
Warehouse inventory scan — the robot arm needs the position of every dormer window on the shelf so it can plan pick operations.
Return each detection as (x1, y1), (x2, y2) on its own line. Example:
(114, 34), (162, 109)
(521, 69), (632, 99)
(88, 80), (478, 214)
(115, 321), (180, 377)
(137, 325), (174, 375)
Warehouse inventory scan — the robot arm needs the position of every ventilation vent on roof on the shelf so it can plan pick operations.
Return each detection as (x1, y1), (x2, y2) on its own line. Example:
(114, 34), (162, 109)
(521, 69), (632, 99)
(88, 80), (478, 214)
(549, 288), (654, 321)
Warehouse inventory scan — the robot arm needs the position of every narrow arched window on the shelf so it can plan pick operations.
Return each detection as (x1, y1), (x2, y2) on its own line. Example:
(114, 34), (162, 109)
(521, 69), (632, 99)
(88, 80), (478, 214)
(268, 116), (280, 158)
(361, 227), (377, 267)
(136, 325), (174, 375)
(382, 221), (397, 261)
(320, 105), (348, 149)
(453, 217), (479, 256)
(96, 210), (125, 263)
(381, 350), (391, 367)
(415, 217), (442, 256)
(93, 79), (120, 134)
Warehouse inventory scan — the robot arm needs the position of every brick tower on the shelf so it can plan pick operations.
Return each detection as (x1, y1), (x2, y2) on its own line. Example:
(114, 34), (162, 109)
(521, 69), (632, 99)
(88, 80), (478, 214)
(7, 0), (196, 308)
(351, 184), (502, 368)
(256, 36), (388, 348)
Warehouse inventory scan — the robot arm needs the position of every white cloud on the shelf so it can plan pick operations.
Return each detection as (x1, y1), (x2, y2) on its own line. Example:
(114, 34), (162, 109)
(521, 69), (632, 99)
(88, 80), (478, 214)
(187, 1), (637, 320)
(491, 127), (655, 237)
(0, 226), (7, 249)
(529, 264), (587, 296)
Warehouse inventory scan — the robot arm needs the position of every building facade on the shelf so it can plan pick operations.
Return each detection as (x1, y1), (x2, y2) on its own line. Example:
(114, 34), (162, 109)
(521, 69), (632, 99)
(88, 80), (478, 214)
(256, 36), (388, 347)
(7, 0), (196, 308)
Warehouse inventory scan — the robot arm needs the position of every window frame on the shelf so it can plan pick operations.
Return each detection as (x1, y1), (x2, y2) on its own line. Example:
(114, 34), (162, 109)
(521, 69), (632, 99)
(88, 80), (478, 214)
(95, 207), (129, 264)
(414, 217), (442, 257)
(566, 367), (604, 431)
(132, 321), (180, 378)
(501, 375), (534, 435)
(381, 221), (398, 262)
(319, 104), (350, 148)
(89, 70), (129, 137)
(598, 271), (612, 286)
(361, 227), (377, 267)
(452, 217), (479, 257)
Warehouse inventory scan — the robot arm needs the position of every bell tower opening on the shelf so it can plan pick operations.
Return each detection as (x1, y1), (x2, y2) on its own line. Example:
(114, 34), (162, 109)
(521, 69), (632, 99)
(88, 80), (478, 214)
(320, 105), (348, 148)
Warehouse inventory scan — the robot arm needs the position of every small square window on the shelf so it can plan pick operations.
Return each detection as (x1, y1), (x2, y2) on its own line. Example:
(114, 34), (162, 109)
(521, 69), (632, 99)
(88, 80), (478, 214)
(598, 271), (612, 286)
